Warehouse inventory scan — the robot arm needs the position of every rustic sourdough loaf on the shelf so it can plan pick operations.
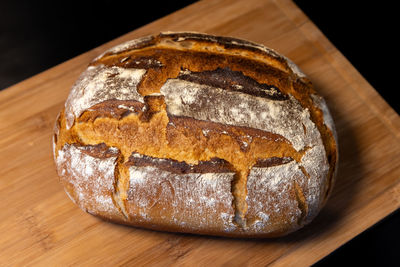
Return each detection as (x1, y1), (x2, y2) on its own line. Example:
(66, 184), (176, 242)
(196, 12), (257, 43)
(53, 32), (338, 237)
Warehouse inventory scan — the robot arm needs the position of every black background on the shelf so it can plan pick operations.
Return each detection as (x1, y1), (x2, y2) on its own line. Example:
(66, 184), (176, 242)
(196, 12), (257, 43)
(0, 1), (398, 265)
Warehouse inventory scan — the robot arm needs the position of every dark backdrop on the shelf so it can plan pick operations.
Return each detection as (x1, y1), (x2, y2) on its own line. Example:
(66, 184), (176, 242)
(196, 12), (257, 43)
(0, 1), (398, 265)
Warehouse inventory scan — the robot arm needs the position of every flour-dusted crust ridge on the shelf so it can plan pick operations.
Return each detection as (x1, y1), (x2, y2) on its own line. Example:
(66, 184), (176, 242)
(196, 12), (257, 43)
(55, 143), (125, 221)
(65, 65), (146, 129)
(54, 32), (338, 237)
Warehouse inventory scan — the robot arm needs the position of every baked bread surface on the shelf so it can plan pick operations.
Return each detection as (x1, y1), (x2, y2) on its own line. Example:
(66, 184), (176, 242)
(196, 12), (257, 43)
(53, 32), (338, 237)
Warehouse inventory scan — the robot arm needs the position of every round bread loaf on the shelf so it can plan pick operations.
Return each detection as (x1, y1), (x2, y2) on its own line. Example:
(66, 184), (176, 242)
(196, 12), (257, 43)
(53, 32), (338, 237)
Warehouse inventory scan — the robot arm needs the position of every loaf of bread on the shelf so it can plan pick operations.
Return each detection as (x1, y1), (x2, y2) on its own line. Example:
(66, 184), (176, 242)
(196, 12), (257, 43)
(53, 32), (338, 237)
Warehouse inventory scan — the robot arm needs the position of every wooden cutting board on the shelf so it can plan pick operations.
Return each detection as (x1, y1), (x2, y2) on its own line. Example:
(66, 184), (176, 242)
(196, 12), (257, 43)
(1, 0), (399, 265)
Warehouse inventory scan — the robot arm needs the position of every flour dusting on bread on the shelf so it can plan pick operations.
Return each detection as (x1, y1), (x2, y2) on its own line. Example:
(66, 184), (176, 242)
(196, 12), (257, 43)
(127, 165), (237, 233)
(56, 143), (124, 220)
(161, 78), (323, 152)
(65, 65), (146, 129)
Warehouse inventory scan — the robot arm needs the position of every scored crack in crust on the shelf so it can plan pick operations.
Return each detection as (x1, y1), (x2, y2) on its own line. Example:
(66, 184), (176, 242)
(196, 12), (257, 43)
(53, 32), (338, 237)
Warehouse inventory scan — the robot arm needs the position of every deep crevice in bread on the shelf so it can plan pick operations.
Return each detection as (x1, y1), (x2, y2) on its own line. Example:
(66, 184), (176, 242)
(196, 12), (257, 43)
(126, 153), (234, 174)
(291, 79), (338, 203)
(293, 181), (308, 226)
(177, 67), (288, 101)
(231, 169), (250, 228)
(112, 154), (130, 220)
(299, 165), (311, 180)
(254, 156), (293, 167)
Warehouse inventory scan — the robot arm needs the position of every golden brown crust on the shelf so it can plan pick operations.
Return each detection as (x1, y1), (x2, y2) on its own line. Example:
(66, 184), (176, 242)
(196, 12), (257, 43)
(54, 32), (338, 237)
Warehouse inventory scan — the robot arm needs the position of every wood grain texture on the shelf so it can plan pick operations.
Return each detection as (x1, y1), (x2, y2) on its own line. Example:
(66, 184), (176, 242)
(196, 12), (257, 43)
(0, 0), (399, 265)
